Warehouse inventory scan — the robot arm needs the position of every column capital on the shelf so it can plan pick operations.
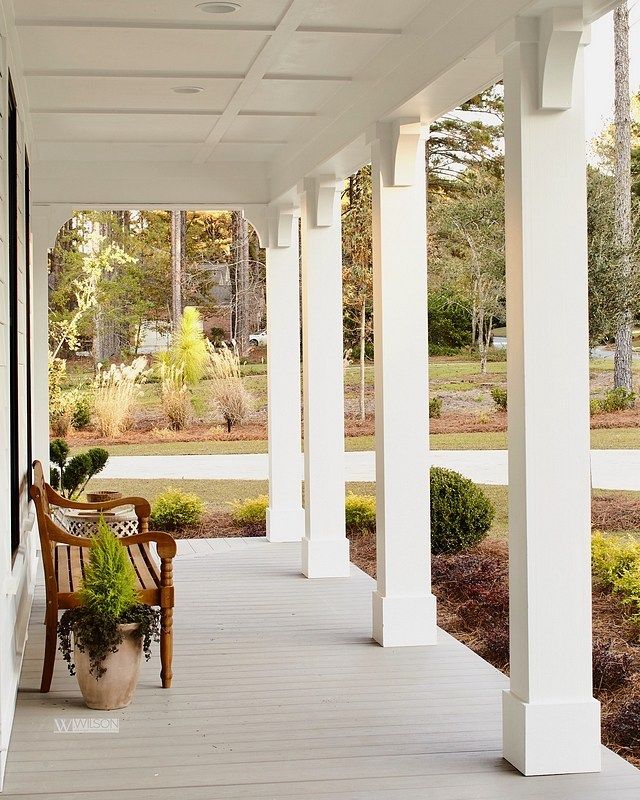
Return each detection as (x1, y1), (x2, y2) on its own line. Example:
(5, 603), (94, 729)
(496, 7), (590, 111)
(31, 203), (74, 250)
(266, 204), (300, 249)
(298, 175), (340, 228)
(368, 118), (429, 188)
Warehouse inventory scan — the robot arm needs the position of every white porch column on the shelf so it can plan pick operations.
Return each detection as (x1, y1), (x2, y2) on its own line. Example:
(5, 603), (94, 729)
(369, 121), (437, 647)
(499, 9), (600, 776)
(265, 206), (305, 542)
(299, 176), (350, 578)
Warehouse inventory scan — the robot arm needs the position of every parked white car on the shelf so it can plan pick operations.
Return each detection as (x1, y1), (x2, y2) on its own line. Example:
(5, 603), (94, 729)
(248, 330), (267, 346)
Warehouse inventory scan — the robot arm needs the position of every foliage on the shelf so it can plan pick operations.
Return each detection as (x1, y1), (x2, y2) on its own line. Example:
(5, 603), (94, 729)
(429, 167), (505, 373)
(168, 306), (210, 386)
(77, 520), (139, 618)
(431, 545), (509, 668)
(429, 396), (443, 419)
(49, 355), (80, 437)
(591, 388), (635, 415)
(57, 519), (159, 678)
(428, 86), (504, 192)
(604, 700), (640, 750)
(208, 344), (252, 432)
(586, 167), (640, 346)
(428, 289), (472, 350)
(345, 493), (376, 532)
(342, 167), (374, 421)
(160, 364), (190, 431)
(151, 488), (204, 530)
(591, 531), (640, 625)
(231, 495), (268, 525)
(49, 439), (109, 499)
(430, 467), (495, 554)
(208, 326), (226, 346)
(592, 640), (632, 694)
(92, 357), (148, 437)
(603, 387), (635, 412)
(490, 386), (508, 412)
(72, 394), (92, 429)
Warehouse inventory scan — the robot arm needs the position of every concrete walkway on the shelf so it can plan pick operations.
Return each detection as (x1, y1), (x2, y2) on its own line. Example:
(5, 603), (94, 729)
(101, 449), (640, 491)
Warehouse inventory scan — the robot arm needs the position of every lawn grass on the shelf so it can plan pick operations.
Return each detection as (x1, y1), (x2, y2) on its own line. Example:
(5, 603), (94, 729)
(73, 426), (640, 457)
(86, 477), (376, 512)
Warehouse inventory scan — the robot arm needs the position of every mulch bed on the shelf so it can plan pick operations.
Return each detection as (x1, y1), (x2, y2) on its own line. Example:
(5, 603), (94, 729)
(352, 535), (640, 767)
(592, 495), (640, 531)
(63, 405), (640, 448)
(173, 511), (265, 539)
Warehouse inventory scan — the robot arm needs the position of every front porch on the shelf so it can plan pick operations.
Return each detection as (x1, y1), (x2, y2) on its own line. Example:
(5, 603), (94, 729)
(5, 539), (640, 799)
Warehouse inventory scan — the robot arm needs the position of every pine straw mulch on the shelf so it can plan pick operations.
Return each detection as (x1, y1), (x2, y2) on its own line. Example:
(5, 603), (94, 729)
(351, 535), (640, 767)
(592, 495), (640, 531)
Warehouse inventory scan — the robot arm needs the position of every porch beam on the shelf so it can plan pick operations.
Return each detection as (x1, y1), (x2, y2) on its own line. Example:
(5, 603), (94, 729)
(265, 205), (305, 542)
(369, 120), (437, 646)
(499, 8), (600, 776)
(299, 176), (350, 578)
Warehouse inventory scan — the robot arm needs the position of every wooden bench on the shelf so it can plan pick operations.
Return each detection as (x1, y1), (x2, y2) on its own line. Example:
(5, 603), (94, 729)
(30, 460), (176, 693)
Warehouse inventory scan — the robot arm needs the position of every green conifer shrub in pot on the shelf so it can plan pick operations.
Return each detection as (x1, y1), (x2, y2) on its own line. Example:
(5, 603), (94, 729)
(58, 519), (160, 710)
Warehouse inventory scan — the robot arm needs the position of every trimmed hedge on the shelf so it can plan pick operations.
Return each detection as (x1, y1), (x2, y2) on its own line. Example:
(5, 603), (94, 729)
(430, 467), (494, 554)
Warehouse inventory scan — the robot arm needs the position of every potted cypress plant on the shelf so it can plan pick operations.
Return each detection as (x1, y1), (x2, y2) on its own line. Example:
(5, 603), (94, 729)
(58, 519), (160, 710)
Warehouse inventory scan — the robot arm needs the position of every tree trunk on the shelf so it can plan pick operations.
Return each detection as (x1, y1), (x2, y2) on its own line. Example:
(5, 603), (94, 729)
(171, 210), (183, 331)
(613, 2), (633, 390)
(359, 296), (366, 422)
(231, 210), (251, 355)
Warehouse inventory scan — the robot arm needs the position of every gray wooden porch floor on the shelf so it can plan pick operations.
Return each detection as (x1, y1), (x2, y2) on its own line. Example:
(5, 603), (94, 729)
(4, 537), (640, 799)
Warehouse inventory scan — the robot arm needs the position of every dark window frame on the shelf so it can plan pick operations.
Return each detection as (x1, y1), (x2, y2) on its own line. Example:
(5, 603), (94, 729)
(24, 151), (32, 489)
(8, 75), (19, 553)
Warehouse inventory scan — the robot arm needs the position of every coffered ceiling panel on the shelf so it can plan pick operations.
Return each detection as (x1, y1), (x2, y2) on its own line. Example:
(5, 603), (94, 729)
(26, 76), (242, 112)
(267, 31), (393, 78)
(33, 112), (217, 142)
(14, 0), (291, 28)
(19, 27), (267, 74)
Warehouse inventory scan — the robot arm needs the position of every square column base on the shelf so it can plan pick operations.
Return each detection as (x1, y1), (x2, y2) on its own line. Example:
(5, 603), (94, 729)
(266, 506), (305, 542)
(502, 691), (601, 776)
(372, 591), (438, 647)
(302, 538), (350, 578)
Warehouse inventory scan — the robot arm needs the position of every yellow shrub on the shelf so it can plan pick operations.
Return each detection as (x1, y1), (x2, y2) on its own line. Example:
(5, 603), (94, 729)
(231, 495), (268, 525)
(592, 531), (640, 625)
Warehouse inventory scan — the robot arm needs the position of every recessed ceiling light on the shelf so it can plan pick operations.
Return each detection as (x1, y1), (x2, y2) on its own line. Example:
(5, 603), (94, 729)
(196, 2), (241, 13)
(172, 86), (205, 94)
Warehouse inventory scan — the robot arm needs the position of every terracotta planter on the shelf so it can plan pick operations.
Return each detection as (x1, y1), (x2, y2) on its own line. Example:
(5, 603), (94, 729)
(74, 623), (142, 710)
(86, 490), (122, 504)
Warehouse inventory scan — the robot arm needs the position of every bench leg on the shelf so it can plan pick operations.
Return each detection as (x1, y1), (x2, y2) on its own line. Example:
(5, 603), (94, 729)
(160, 607), (173, 688)
(41, 607), (57, 693)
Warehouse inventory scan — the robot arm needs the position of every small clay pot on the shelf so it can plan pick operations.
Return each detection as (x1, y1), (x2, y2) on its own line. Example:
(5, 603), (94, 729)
(86, 490), (123, 504)
(75, 623), (142, 710)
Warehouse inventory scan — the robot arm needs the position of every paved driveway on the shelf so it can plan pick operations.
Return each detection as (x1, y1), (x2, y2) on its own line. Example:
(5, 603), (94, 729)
(100, 449), (640, 490)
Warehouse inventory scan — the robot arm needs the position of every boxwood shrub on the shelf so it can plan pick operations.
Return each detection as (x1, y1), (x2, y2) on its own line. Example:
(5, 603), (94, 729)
(430, 467), (494, 554)
(151, 488), (204, 530)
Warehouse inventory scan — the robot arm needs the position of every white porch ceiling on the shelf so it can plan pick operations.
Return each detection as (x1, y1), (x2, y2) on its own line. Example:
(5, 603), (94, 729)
(9, 0), (619, 207)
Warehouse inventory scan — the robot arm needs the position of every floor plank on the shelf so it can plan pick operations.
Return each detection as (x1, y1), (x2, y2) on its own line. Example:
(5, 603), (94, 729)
(4, 539), (640, 798)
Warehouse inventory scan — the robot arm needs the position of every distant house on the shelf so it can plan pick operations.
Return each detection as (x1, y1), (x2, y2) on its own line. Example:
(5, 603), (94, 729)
(199, 262), (233, 340)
